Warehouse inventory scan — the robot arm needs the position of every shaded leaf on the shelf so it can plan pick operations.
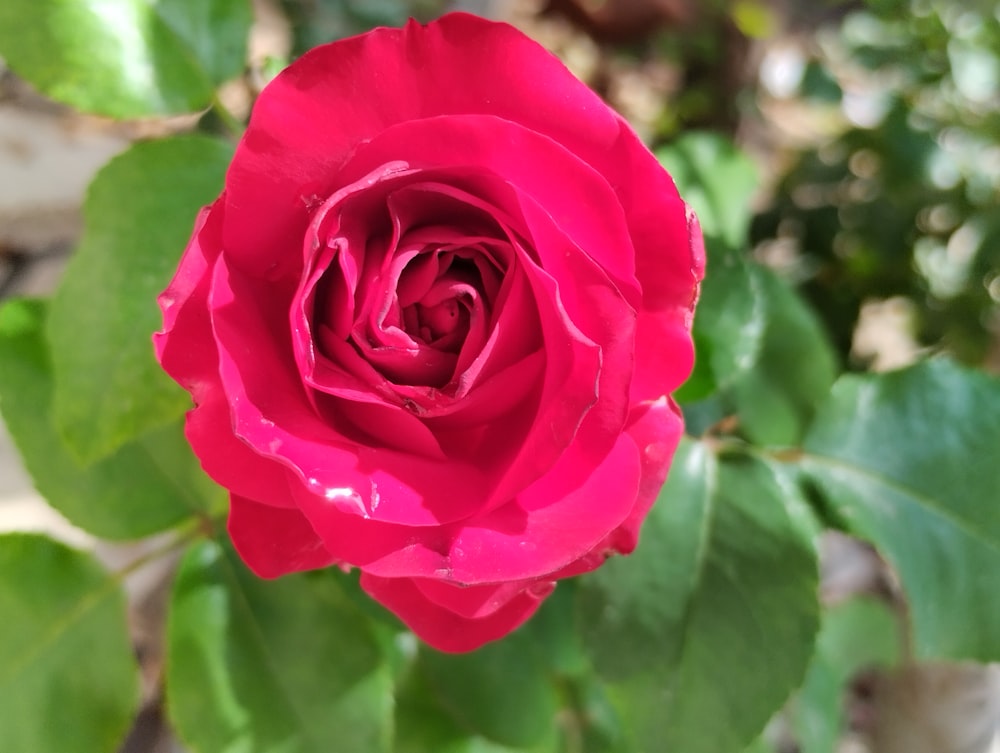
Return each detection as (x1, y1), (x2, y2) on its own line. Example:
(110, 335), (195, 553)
(417, 629), (560, 749)
(167, 540), (393, 753)
(677, 253), (766, 402)
(731, 265), (838, 446)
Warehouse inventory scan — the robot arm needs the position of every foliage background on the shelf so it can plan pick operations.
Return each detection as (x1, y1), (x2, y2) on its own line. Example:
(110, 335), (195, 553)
(0, 1), (998, 752)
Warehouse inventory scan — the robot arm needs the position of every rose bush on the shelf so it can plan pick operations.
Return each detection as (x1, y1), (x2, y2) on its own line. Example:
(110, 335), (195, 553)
(154, 12), (703, 652)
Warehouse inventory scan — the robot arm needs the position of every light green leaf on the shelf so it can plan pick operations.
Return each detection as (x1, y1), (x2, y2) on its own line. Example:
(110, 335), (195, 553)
(0, 0), (252, 117)
(0, 299), (220, 539)
(578, 440), (820, 753)
(0, 534), (139, 753)
(48, 135), (232, 465)
(417, 629), (560, 749)
(801, 359), (1000, 661)
(792, 597), (900, 753)
(656, 133), (759, 253)
(167, 540), (393, 753)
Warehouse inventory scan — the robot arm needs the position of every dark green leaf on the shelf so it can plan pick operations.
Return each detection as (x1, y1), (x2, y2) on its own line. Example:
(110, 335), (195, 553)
(801, 359), (1000, 661)
(167, 540), (393, 753)
(677, 253), (766, 402)
(0, 299), (220, 539)
(578, 440), (820, 753)
(394, 660), (558, 753)
(731, 265), (838, 446)
(0, 0), (251, 117)
(792, 597), (900, 753)
(48, 136), (232, 464)
(417, 629), (560, 749)
(0, 534), (139, 753)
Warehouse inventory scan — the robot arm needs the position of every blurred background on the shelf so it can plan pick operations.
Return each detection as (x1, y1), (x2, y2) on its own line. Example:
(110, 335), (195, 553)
(1, 0), (998, 751)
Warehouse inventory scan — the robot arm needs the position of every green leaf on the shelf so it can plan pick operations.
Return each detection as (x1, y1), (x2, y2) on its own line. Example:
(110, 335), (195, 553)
(47, 135), (233, 465)
(167, 540), (394, 753)
(801, 359), (1000, 661)
(417, 629), (560, 749)
(0, 0), (251, 117)
(677, 253), (766, 402)
(578, 440), (820, 753)
(656, 133), (759, 253)
(394, 660), (558, 753)
(0, 299), (220, 539)
(0, 534), (139, 753)
(742, 735), (778, 753)
(730, 265), (838, 446)
(792, 597), (900, 753)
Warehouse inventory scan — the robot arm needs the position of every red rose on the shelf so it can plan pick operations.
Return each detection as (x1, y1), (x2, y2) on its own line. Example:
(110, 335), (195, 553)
(154, 12), (703, 652)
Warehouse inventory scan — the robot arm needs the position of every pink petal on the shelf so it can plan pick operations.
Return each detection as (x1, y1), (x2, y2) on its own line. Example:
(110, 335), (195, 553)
(601, 397), (685, 555)
(359, 573), (548, 653)
(210, 256), (495, 526)
(293, 431), (641, 583)
(228, 495), (338, 577)
(154, 204), (221, 397)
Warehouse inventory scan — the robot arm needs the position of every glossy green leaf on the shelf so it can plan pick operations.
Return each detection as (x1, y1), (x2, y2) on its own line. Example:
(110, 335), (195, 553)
(792, 597), (900, 753)
(0, 534), (139, 753)
(417, 629), (560, 749)
(656, 133), (759, 253)
(0, 0), (251, 117)
(578, 440), (820, 753)
(167, 540), (393, 753)
(0, 299), (220, 539)
(677, 253), (766, 402)
(48, 136), (233, 465)
(801, 359), (1000, 661)
(731, 265), (838, 446)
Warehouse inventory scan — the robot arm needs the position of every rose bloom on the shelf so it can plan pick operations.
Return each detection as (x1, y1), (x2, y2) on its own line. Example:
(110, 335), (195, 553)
(155, 12), (703, 652)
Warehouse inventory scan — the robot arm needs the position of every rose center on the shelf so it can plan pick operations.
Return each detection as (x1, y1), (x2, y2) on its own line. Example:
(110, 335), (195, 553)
(416, 298), (461, 340)
(402, 293), (471, 351)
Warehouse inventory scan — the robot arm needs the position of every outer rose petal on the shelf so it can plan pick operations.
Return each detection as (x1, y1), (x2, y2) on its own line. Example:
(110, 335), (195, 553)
(603, 396), (685, 555)
(359, 573), (550, 653)
(229, 495), (338, 577)
(222, 13), (690, 316)
(290, 431), (641, 583)
(154, 205), (220, 395)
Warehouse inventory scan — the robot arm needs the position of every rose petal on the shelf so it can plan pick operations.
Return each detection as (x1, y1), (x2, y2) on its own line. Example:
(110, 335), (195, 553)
(359, 573), (548, 653)
(336, 114), (641, 309)
(229, 495), (338, 577)
(292, 430), (641, 583)
(210, 256), (495, 525)
(412, 577), (551, 620)
(222, 13), (687, 312)
(599, 396), (685, 555)
(154, 204), (221, 398)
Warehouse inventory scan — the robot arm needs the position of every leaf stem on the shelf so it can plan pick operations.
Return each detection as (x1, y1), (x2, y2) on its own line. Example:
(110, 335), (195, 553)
(110, 515), (212, 582)
(210, 92), (245, 141)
